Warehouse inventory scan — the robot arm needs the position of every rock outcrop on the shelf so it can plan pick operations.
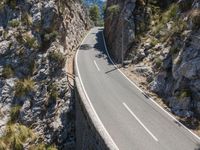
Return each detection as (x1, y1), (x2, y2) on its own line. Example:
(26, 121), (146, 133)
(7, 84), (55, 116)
(105, 0), (200, 119)
(0, 0), (91, 149)
(104, 0), (137, 63)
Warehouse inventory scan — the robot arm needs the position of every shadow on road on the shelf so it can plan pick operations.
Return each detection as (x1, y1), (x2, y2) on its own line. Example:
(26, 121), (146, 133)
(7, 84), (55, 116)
(92, 29), (121, 74)
(79, 44), (93, 50)
(141, 92), (150, 99)
(105, 67), (119, 74)
(195, 144), (200, 150)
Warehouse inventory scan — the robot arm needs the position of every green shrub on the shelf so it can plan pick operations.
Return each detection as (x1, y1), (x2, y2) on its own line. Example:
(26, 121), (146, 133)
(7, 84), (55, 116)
(30, 144), (46, 150)
(97, 19), (104, 27)
(49, 90), (58, 104)
(9, 105), (21, 123)
(2, 65), (14, 78)
(18, 125), (34, 142)
(0, 140), (6, 150)
(24, 34), (38, 49)
(30, 144), (57, 150)
(150, 38), (159, 47)
(172, 19), (187, 34)
(21, 12), (32, 26)
(108, 4), (120, 15)
(164, 3), (179, 23)
(152, 3), (179, 34)
(154, 58), (162, 68)
(47, 83), (58, 105)
(89, 5), (100, 25)
(44, 31), (58, 42)
(48, 51), (66, 69)
(152, 23), (163, 35)
(10, 136), (23, 150)
(47, 145), (57, 150)
(178, 89), (191, 99)
(0, 124), (35, 150)
(15, 78), (35, 97)
(8, 20), (20, 28)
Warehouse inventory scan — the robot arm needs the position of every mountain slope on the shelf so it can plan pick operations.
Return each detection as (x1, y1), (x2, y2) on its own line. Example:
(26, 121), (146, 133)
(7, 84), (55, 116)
(0, 0), (91, 149)
(105, 0), (200, 134)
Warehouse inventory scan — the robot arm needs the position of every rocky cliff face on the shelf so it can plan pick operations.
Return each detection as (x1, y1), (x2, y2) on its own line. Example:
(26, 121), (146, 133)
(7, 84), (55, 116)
(105, 0), (200, 120)
(104, 0), (137, 63)
(0, 0), (91, 149)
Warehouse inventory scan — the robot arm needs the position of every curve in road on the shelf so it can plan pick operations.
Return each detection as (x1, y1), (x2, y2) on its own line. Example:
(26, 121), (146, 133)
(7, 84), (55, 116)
(76, 27), (200, 150)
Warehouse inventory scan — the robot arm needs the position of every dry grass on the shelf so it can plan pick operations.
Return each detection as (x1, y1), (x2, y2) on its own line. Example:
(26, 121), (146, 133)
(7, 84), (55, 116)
(0, 124), (35, 150)
(2, 65), (14, 78)
(15, 78), (35, 97)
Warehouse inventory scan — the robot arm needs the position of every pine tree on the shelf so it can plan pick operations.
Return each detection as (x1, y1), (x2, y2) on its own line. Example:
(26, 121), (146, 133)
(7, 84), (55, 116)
(89, 4), (100, 25)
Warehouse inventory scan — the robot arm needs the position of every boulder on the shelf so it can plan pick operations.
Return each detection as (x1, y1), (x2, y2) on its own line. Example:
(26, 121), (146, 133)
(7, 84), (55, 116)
(169, 96), (193, 117)
(133, 65), (153, 78)
(178, 58), (200, 79)
(149, 72), (167, 96)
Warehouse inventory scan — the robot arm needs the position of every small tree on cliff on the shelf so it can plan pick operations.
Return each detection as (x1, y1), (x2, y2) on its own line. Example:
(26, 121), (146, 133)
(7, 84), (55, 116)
(89, 4), (100, 26)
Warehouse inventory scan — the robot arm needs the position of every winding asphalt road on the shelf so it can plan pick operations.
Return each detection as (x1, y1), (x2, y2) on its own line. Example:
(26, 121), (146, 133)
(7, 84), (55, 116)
(75, 27), (200, 150)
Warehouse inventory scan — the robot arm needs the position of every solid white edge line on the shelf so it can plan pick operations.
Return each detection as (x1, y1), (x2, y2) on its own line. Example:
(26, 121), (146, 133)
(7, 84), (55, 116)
(101, 31), (200, 142)
(75, 28), (120, 150)
(123, 102), (159, 142)
(94, 60), (100, 71)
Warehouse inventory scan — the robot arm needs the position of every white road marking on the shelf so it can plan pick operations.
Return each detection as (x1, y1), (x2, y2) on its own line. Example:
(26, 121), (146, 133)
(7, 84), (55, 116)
(123, 102), (159, 142)
(102, 31), (200, 142)
(75, 28), (120, 150)
(94, 60), (100, 71)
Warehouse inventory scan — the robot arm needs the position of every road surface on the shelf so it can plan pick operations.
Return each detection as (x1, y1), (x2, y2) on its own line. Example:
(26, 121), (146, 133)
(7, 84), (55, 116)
(75, 27), (200, 150)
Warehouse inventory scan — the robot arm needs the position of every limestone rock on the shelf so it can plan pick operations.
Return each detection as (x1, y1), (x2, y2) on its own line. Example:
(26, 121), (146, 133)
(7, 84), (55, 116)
(0, 0), (91, 148)
(104, 0), (136, 62)
(150, 72), (167, 96)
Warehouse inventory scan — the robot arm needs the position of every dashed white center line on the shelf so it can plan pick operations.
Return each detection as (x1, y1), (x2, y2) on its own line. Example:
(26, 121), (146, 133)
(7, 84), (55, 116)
(123, 102), (159, 142)
(94, 60), (100, 71)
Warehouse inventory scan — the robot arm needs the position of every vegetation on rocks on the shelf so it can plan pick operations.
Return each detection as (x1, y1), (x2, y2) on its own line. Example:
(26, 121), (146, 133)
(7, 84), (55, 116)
(105, 0), (200, 132)
(0, 123), (58, 150)
(84, 0), (105, 26)
(89, 5), (100, 25)
(9, 105), (21, 123)
(15, 78), (35, 97)
(48, 50), (66, 72)
(107, 4), (120, 15)
(8, 20), (20, 28)
(2, 65), (14, 78)
(0, 0), (91, 148)
(0, 124), (35, 150)
(47, 83), (59, 106)
(23, 34), (38, 49)
(44, 31), (59, 43)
